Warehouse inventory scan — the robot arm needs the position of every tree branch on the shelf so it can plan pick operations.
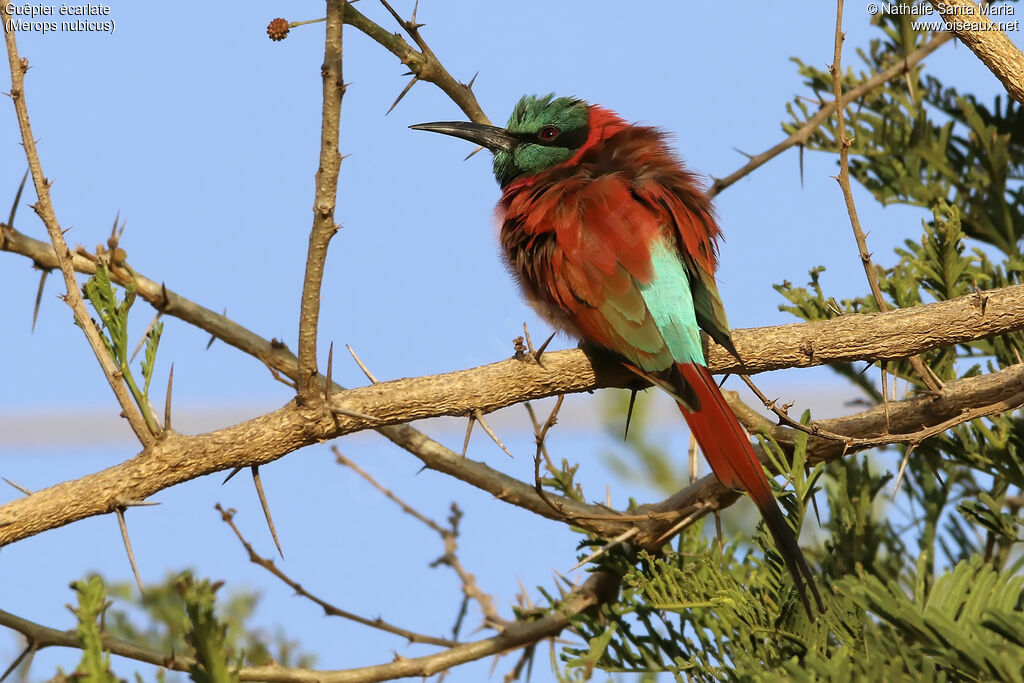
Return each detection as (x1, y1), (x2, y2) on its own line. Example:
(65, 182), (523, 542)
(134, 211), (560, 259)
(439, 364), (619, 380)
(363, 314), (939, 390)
(708, 30), (952, 196)
(2, 284), (1023, 548)
(341, 1), (489, 123)
(830, 0), (942, 392)
(297, 0), (345, 404)
(1, 4), (155, 445)
(634, 361), (1024, 549)
(0, 570), (617, 682)
(925, 0), (1024, 105)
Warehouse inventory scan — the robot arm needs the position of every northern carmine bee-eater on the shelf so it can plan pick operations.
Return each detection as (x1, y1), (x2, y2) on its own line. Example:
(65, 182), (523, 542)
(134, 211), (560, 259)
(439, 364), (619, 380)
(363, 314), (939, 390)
(412, 94), (823, 617)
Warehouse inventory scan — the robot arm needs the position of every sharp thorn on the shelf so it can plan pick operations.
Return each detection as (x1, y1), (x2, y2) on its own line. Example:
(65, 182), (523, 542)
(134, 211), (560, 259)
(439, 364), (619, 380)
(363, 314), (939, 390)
(130, 312), (162, 363)
(623, 389), (638, 440)
(7, 169), (29, 228)
(3, 477), (32, 496)
(333, 406), (381, 422)
(473, 408), (513, 458)
(223, 467), (243, 485)
(568, 527), (639, 572)
(463, 145), (484, 161)
(251, 466), (284, 559)
(31, 270), (47, 332)
(206, 308), (226, 349)
(891, 443), (917, 499)
(386, 76), (419, 115)
(164, 364), (174, 431)
(346, 344), (379, 383)
(0, 642), (34, 683)
(461, 413), (476, 459)
(326, 341), (334, 405)
(533, 332), (556, 367)
(115, 507), (145, 596)
(120, 499), (160, 507)
(466, 71), (479, 90)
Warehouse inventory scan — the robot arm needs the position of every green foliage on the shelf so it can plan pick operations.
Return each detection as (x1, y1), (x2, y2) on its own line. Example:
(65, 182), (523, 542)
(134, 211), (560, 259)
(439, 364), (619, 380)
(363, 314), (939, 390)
(49, 574), (314, 682)
(69, 576), (119, 682)
(560, 428), (827, 680)
(104, 573), (316, 673)
(176, 575), (236, 683)
(82, 260), (163, 433)
(576, 9), (1024, 680)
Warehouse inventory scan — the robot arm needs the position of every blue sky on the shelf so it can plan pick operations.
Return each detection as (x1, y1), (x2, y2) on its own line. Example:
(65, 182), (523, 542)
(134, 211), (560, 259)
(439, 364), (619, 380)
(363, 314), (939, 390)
(1, 1), (1021, 680)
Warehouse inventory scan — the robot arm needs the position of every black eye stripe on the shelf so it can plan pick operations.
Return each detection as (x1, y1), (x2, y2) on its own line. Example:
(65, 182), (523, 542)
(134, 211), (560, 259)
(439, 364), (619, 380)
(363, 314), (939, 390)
(513, 124), (590, 150)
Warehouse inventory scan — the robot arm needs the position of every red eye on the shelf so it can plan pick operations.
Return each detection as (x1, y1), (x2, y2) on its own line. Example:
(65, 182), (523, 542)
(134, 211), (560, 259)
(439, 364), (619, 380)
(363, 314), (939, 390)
(538, 126), (560, 140)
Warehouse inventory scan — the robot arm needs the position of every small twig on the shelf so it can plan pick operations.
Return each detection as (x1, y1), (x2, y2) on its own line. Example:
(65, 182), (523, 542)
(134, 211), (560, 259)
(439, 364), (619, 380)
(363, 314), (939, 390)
(370, 0), (488, 123)
(216, 503), (460, 647)
(523, 402), (554, 469)
(738, 373), (1017, 451)
(334, 447), (445, 534)
(709, 32), (952, 196)
(333, 448), (508, 627)
(829, 2), (943, 395)
(115, 507), (144, 595)
(1, 17), (155, 445)
(521, 322), (536, 355)
(530, 397), (569, 518)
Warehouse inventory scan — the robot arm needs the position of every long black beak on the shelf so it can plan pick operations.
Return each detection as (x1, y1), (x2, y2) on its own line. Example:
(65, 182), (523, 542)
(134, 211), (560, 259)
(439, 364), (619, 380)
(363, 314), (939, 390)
(410, 121), (518, 153)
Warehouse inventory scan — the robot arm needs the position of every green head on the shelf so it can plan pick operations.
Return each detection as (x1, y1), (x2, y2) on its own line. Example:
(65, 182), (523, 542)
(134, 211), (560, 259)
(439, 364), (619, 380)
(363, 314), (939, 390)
(410, 94), (591, 187)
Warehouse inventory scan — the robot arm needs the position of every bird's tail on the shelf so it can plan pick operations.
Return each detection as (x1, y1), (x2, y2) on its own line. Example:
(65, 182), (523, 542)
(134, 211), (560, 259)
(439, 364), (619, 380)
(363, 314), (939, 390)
(637, 361), (823, 618)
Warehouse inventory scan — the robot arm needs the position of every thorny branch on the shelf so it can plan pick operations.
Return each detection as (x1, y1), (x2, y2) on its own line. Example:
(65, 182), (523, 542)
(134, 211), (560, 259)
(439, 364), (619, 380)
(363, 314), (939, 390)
(216, 504), (461, 648)
(296, 0), (345, 404)
(0, 242), (1022, 545)
(0, 567), (617, 682)
(3, 2), (1024, 680)
(332, 447), (507, 629)
(924, 0), (1024, 105)
(708, 30), (952, 196)
(342, 1), (489, 123)
(829, 0), (944, 393)
(1, 3), (155, 445)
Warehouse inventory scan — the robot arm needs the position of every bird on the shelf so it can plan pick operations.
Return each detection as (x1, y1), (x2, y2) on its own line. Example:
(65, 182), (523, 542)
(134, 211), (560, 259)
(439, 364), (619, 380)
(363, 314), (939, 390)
(411, 94), (823, 618)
